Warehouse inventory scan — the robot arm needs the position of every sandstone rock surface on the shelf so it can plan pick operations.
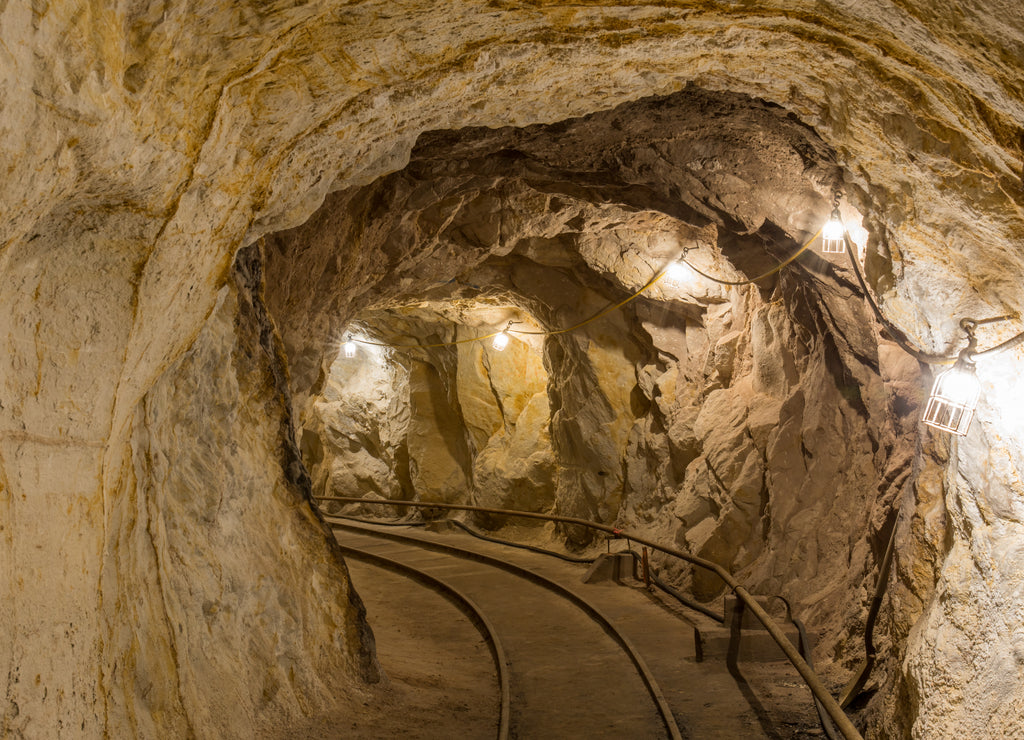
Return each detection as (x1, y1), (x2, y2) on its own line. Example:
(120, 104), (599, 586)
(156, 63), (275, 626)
(3, 2), (1024, 737)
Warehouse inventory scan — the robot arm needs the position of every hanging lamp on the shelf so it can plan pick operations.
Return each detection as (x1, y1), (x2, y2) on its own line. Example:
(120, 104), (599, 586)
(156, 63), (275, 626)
(664, 260), (696, 285)
(492, 321), (513, 351)
(922, 321), (981, 435)
(821, 191), (846, 254)
(344, 339), (357, 358)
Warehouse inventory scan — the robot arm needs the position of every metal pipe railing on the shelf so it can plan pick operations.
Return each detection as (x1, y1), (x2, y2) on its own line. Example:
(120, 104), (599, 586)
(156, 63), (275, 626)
(317, 495), (863, 740)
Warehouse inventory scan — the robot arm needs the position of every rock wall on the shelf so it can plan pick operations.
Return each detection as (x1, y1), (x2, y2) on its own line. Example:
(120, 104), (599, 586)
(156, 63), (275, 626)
(309, 239), (917, 662)
(869, 355), (1024, 739)
(274, 82), (1019, 738)
(101, 246), (379, 738)
(1, 238), (378, 738)
(306, 340), (413, 504)
(3, 1), (1024, 737)
(314, 311), (555, 514)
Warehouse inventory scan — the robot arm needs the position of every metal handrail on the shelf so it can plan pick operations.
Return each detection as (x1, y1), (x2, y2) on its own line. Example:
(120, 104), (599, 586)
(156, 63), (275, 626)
(318, 495), (863, 740)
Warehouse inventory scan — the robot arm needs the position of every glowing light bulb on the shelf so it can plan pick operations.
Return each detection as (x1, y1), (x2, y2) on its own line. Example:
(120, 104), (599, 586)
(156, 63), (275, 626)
(492, 331), (509, 351)
(664, 261), (696, 285)
(821, 214), (846, 254)
(344, 340), (357, 358)
(922, 361), (981, 435)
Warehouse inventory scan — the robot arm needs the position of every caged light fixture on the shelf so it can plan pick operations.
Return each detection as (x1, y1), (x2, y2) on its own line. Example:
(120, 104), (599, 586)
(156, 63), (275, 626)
(820, 191), (1024, 437)
(492, 321), (513, 351)
(821, 191), (846, 254)
(917, 316), (1024, 437)
(336, 188), (1023, 439)
(663, 260), (696, 285)
(921, 320), (982, 435)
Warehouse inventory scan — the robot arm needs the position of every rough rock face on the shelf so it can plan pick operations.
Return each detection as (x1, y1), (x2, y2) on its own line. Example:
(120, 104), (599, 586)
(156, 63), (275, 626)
(3, 2), (1024, 738)
(314, 308), (555, 513)
(307, 340), (413, 504)
(105, 246), (379, 737)
(282, 89), (920, 705)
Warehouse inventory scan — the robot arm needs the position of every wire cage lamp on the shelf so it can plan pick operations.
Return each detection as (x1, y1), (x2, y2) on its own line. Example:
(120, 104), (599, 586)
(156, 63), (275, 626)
(921, 352), (981, 435)
(821, 191), (846, 254)
(337, 188), (1024, 439)
(492, 321), (513, 351)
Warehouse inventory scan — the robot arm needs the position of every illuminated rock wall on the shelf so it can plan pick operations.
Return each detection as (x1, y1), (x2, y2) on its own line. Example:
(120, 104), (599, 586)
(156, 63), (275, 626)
(290, 167), (916, 688)
(2, 1), (1023, 736)
(103, 247), (379, 737)
(312, 311), (555, 513)
(269, 86), (1022, 739)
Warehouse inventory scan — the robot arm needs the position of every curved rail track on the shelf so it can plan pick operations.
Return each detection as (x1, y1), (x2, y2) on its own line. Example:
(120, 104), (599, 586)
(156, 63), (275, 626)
(321, 496), (858, 740)
(332, 518), (684, 740)
(337, 539), (513, 739)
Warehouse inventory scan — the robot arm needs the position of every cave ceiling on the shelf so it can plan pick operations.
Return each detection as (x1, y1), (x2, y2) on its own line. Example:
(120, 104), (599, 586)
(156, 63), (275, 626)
(264, 86), (858, 394)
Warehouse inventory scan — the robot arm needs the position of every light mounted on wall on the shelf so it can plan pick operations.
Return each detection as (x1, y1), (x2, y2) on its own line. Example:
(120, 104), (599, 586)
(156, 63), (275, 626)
(922, 324), (981, 435)
(821, 191), (846, 254)
(492, 321), (513, 351)
(918, 316), (1024, 436)
(336, 188), (1021, 441)
(812, 190), (1024, 438)
(337, 209), (834, 362)
(663, 260), (696, 285)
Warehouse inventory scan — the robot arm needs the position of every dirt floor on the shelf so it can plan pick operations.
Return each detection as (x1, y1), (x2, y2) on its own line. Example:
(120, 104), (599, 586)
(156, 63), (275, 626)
(285, 518), (840, 738)
(285, 556), (498, 739)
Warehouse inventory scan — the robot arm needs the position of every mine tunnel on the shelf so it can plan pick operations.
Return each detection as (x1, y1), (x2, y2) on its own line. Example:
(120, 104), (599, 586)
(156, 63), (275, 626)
(2, 3), (1023, 739)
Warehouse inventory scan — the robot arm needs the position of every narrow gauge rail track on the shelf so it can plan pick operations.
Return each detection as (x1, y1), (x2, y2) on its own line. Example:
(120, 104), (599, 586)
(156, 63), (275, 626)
(321, 496), (856, 740)
(336, 539), (512, 739)
(332, 519), (684, 740)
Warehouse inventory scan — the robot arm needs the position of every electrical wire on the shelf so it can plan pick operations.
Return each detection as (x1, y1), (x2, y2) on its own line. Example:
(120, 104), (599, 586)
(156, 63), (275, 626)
(509, 269), (667, 337)
(353, 329), (509, 350)
(841, 231), (953, 365)
(511, 226), (824, 336)
(968, 323), (1024, 358)
(351, 227), (826, 349)
(677, 228), (821, 287)
(350, 272), (668, 350)
(840, 229), (1024, 365)
(347, 218), (1024, 364)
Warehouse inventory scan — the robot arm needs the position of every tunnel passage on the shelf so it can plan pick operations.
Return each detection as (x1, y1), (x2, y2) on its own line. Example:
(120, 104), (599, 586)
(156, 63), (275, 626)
(6, 3), (1024, 738)
(261, 87), (922, 690)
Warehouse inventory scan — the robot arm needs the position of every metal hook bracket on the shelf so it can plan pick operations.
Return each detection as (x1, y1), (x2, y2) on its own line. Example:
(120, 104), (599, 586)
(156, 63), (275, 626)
(958, 314), (1021, 361)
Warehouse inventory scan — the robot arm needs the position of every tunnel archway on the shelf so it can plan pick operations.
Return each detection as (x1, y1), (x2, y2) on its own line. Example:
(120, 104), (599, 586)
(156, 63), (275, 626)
(4, 5), (1024, 738)
(259, 86), (925, 730)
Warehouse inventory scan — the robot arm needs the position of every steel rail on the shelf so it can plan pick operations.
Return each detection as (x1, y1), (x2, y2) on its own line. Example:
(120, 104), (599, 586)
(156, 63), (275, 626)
(319, 495), (863, 740)
(336, 541), (512, 740)
(331, 518), (684, 740)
